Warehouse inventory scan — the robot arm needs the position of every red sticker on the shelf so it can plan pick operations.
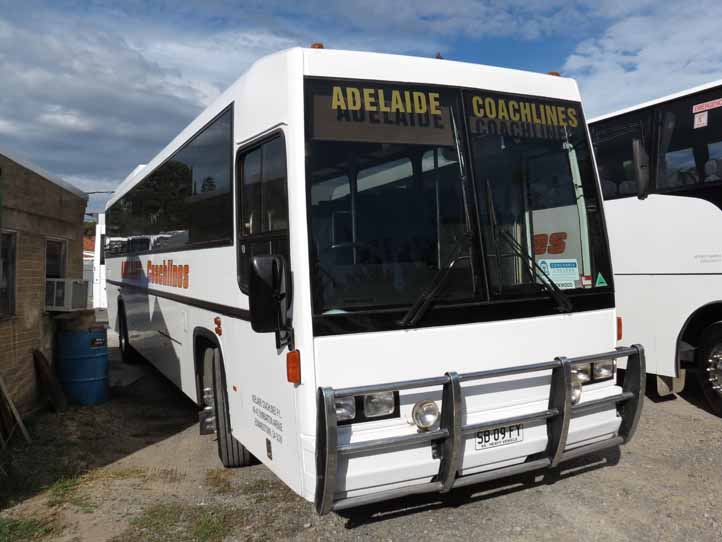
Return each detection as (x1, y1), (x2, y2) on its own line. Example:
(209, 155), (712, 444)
(693, 98), (722, 114)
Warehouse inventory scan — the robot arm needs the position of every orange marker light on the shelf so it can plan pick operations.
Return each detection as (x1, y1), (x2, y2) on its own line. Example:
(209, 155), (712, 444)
(617, 316), (623, 342)
(214, 316), (222, 336)
(287, 350), (301, 384)
(310, 42), (324, 49)
(547, 71), (561, 76)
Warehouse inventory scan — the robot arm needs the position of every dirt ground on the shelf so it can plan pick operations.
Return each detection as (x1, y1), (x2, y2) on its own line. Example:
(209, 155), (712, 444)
(1, 334), (721, 542)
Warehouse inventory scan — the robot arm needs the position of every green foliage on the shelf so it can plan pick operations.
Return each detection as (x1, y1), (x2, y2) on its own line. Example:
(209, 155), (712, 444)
(0, 516), (61, 541)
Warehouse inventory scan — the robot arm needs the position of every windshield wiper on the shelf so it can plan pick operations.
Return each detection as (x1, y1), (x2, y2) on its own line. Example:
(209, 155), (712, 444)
(399, 235), (472, 328)
(483, 177), (573, 313)
(399, 106), (478, 328)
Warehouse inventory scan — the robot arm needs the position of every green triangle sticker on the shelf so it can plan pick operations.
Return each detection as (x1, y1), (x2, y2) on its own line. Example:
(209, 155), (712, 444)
(595, 273), (608, 287)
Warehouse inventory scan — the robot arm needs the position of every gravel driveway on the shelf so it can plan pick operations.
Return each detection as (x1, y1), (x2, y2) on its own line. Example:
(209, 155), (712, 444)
(1, 334), (721, 542)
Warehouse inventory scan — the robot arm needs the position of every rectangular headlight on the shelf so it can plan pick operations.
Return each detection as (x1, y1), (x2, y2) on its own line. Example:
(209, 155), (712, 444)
(363, 392), (395, 418)
(334, 396), (356, 421)
(593, 360), (616, 381)
(572, 363), (592, 385)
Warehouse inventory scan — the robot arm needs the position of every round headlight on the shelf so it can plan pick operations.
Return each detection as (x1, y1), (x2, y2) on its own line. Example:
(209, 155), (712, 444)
(412, 400), (440, 431)
(570, 378), (583, 405)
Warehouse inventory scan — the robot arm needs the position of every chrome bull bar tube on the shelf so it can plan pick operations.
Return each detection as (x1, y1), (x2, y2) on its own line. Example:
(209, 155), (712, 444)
(315, 344), (645, 514)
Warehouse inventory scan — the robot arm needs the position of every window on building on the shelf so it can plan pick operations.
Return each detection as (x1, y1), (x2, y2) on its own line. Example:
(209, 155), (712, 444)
(46, 239), (66, 279)
(0, 232), (17, 317)
(236, 134), (289, 291)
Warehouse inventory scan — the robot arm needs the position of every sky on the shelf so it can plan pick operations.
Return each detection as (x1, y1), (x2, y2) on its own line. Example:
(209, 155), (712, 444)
(1, 0), (721, 214)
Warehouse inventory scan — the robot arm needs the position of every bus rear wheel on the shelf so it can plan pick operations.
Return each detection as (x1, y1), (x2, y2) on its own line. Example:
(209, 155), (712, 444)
(695, 324), (722, 417)
(207, 347), (253, 468)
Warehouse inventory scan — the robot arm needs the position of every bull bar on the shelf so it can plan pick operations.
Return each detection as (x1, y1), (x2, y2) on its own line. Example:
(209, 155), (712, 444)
(315, 344), (645, 514)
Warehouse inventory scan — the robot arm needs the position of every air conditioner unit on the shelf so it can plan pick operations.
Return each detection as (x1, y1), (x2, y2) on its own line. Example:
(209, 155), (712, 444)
(45, 278), (89, 312)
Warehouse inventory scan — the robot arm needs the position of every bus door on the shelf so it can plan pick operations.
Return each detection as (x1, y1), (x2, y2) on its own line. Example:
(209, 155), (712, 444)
(230, 130), (301, 488)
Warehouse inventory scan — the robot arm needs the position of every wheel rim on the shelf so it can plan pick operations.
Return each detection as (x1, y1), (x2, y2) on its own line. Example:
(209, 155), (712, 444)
(705, 345), (722, 397)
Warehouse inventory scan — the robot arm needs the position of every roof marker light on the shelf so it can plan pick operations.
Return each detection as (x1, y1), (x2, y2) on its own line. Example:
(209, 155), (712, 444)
(310, 42), (324, 49)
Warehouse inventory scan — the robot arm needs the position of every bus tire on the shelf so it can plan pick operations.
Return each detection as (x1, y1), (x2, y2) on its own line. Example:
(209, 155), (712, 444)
(209, 347), (253, 468)
(118, 303), (140, 365)
(695, 324), (722, 417)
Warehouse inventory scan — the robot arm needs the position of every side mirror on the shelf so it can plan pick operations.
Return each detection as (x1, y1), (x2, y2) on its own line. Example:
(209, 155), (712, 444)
(632, 138), (650, 200)
(249, 254), (292, 348)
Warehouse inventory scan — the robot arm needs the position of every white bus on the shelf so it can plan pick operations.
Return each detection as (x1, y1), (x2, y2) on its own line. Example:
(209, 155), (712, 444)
(590, 80), (722, 416)
(102, 47), (644, 513)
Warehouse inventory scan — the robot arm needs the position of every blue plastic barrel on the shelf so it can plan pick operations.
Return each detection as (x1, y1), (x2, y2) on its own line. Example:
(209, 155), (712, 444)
(56, 328), (109, 405)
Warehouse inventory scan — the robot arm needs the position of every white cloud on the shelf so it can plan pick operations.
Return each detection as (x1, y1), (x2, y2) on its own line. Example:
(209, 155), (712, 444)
(2, 0), (718, 215)
(564, 1), (722, 117)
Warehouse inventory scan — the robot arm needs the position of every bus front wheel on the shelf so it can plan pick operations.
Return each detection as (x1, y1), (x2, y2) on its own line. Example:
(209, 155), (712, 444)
(208, 347), (253, 468)
(695, 324), (722, 417)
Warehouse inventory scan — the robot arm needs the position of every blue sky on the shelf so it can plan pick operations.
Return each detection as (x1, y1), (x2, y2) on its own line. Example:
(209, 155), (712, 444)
(1, 0), (721, 213)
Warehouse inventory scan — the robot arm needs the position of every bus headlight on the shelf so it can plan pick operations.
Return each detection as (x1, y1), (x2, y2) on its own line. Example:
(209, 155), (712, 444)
(570, 377), (583, 405)
(593, 361), (616, 381)
(572, 364), (592, 385)
(364, 392), (395, 418)
(334, 396), (356, 421)
(412, 400), (440, 431)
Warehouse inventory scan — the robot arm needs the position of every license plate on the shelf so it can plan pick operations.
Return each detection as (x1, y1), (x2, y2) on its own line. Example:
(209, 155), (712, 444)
(475, 424), (524, 450)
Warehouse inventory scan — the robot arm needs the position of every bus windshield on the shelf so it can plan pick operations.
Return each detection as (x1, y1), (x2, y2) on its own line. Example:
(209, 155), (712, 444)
(305, 79), (611, 321)
(465, 91), (603, 298)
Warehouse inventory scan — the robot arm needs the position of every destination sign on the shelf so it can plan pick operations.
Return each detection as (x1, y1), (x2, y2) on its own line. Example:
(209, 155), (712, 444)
(312, 85), (454, 146)
(467, 94), (581, 142)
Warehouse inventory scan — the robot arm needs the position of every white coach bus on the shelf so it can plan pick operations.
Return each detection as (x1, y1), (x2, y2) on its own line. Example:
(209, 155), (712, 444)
(102, 47), (644, 513)
(590, 80), (722, 416)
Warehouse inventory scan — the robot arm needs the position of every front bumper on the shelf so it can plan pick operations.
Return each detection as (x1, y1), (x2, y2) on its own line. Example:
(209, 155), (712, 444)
(315, 344), (645, 514)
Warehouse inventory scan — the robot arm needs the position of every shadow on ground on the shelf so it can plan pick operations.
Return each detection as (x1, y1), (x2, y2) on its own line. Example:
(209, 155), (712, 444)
(0, 354), (197, 510)
(337, 445), (621, 529)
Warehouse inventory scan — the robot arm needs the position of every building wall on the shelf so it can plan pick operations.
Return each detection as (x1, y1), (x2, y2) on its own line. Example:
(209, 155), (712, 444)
(0, 153), (86, 414)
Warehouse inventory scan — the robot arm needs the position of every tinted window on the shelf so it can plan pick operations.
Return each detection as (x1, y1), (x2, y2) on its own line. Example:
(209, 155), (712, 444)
(106, 107), (233, 255)
(464, 90), (611, 296)
(237, 135), (289, 291)
(305, 78), (474, 315)
(590, 111), (653, 200)
(657, 88), (722, 192)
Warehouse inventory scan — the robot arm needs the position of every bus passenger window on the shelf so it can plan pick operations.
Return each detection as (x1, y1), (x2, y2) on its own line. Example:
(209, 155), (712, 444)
(237, 135), (289, 292)
(590, 111), (652, 200)
(656, 89), (722, 192)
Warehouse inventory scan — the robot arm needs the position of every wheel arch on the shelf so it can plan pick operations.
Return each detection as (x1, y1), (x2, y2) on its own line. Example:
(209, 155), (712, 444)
(193, 327), (223, 406)
(677, 301), (722, 371)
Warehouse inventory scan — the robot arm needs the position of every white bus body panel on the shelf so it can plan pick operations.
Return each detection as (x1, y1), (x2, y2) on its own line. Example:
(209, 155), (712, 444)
(605, 194), (722, 376)
(302, 309), (620, 500)
(93, 214), (107, 309)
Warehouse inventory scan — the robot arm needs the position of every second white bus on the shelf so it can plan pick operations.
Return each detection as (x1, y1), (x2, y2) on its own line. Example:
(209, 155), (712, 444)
(590, 79), (722, 416)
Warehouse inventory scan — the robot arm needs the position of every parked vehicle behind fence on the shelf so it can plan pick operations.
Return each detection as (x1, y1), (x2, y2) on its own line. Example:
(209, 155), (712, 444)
(99, 47), (644, 514)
